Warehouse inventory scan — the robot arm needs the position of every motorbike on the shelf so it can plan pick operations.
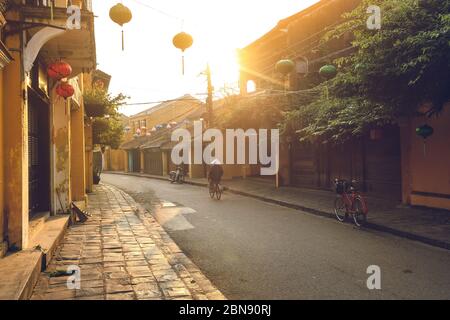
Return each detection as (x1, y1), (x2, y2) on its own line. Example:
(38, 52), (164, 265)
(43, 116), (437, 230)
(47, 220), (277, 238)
(169, 167), (185, 184)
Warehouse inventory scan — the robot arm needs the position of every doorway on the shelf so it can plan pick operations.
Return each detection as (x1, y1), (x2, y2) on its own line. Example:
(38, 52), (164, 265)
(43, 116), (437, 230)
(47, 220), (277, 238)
(27, 88), (51, 218)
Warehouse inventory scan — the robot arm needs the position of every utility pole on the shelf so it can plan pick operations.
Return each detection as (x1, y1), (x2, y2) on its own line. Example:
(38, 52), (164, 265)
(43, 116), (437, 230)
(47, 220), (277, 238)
(206, 64), (214, 127)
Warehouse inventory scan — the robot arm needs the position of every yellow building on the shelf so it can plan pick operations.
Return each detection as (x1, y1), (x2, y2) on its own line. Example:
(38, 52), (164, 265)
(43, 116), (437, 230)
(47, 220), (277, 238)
(0, 0), (96, 264)
(119, 95), (204, 173)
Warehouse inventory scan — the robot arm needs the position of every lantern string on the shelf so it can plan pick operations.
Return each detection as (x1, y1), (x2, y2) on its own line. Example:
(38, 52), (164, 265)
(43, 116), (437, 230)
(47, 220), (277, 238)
(182, 55), (185, 76)
(131, 0), (202, 29)
(122, 30), (125, 51)
(132, 0), (183, 22)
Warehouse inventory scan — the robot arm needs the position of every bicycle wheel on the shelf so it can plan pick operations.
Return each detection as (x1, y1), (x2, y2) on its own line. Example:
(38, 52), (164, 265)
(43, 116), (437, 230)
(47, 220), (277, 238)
(209, 185), (215, 199)
(353, 197), (367, 227)
(216, 185), (222, 200)
(334, 197), (347, 222)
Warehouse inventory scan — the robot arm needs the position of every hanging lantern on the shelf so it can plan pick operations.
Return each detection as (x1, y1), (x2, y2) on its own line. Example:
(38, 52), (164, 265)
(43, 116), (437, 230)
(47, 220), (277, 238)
(416, 124), (434, 140)
(173, 32), (194, 75)
(416, 124), (434, 156)
(56, 82), (75, 99)
(109, 3), (132, 51)
(47, 61), (72, 80)
(275, 59), (295, 76)
(319, 64), (337, 79)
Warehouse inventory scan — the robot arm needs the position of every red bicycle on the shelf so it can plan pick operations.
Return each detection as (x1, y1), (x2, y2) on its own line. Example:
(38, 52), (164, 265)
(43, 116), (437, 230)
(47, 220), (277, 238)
(334, 179), (368, 227)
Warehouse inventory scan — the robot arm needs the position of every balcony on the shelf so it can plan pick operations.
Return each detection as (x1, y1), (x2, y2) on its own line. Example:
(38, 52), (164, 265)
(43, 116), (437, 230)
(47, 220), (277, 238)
(23, 0), (92, 12)
(20, 0), (94, 24)
(18, 0), (96, 75)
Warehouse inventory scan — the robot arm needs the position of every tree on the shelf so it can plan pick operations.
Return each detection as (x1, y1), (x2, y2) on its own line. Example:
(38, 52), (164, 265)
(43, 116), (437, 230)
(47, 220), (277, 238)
(283, 0), (450, 142)
(92, 117), (124, 149)
(84, 89), (127, 118)
(84, 89), (128, 149)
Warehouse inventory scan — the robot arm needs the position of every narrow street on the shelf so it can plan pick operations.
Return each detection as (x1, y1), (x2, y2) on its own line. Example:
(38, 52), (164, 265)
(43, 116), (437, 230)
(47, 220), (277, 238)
(102, 173), (450, 300)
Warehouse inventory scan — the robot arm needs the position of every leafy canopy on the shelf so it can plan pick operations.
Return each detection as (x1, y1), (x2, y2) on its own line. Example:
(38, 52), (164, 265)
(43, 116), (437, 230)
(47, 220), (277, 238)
(85, 89), (129, 149)
(283, 0), (450, 142)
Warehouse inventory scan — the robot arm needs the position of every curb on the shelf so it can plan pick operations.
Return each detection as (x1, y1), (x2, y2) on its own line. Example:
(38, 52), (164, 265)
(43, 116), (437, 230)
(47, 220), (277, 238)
(104, 172), (450, 251)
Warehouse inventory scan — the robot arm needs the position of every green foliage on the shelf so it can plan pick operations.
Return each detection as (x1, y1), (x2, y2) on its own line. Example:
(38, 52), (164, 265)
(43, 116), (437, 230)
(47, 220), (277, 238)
(283, 0), (450, 142)
(218, 94), (292, 130)
(84, 89), (128, 118)
(85, 89), (128, 149)
(92, 117), (124, 149)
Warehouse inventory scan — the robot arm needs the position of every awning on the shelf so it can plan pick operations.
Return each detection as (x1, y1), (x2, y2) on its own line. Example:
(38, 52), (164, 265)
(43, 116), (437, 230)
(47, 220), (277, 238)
(120, 136), (150, 150)
(141, 130), (171, 150)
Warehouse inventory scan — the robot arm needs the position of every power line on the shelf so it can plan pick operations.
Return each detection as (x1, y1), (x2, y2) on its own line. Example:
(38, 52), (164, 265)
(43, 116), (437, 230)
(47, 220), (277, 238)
(123, 98), (204, 106)
(123, 87), (323, 106)
(131, 0), (183, 21)
(130, 0), (203, 29)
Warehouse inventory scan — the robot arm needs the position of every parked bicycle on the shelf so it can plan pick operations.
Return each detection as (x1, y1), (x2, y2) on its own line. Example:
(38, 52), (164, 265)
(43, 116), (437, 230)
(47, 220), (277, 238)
(169, 166), (185, 184)
(334, 179), (368, 227)
(209, 182), (222, 200)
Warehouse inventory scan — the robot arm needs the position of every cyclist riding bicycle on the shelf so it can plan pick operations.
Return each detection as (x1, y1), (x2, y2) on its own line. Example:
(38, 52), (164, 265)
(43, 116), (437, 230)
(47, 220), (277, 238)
(208, 159), (224, 191)
(175, 165), (184, 182)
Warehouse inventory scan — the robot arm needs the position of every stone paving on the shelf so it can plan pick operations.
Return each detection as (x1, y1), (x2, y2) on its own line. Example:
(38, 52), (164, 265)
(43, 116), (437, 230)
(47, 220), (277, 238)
(31, 184), (225, 300)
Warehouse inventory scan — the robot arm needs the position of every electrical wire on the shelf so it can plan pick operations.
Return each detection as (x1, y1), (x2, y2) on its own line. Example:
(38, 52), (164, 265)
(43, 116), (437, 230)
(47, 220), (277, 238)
(130, 0), (203, 29)
(124, 98), (204, 106)
(131, 0), (183, 21)
(122, 86), (324, 107)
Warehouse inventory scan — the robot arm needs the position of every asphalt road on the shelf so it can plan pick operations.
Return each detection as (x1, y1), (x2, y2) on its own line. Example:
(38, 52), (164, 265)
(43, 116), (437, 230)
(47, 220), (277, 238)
(102, 173), (450, 300)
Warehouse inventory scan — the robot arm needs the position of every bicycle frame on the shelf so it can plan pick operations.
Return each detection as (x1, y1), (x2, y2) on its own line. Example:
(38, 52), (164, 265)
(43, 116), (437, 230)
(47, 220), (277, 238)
(341, 190), (368, 215)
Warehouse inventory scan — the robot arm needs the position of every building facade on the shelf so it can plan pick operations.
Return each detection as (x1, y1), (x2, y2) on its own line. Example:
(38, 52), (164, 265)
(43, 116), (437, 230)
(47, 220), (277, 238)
(119, 95), (205, 174)
(0, 0), (96, 256)
(238, 0), (450, 210)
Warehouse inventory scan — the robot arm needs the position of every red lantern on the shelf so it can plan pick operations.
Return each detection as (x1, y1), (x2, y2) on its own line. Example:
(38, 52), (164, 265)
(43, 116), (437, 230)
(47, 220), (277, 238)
(56, 82), (75, 99)
(47, 61), (72, 80)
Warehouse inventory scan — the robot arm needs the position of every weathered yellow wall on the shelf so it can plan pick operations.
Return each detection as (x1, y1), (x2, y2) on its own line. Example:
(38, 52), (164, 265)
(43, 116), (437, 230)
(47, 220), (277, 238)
(83, 73), (94, 193)
(70, 76), (87, 202)
(124, 151), (129, 173)
(52, 90), (71, 214)
(140, 150), (145, 173)
(84, 119), (94, 193)
(3, 31), (29, 249)
(124, 101), (201, 141)
(408, 104), (450, 210)
(108, 149), (126, 171)
(54, 0), (69, 7)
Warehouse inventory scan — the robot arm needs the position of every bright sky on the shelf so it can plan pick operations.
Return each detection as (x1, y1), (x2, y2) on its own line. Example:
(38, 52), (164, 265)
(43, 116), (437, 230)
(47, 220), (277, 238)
(93, 0), (320, 116)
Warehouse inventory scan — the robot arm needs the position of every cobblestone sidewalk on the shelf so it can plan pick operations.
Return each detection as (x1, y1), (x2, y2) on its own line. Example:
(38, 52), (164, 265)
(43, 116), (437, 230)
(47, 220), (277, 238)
(31, 184), (225, 300)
